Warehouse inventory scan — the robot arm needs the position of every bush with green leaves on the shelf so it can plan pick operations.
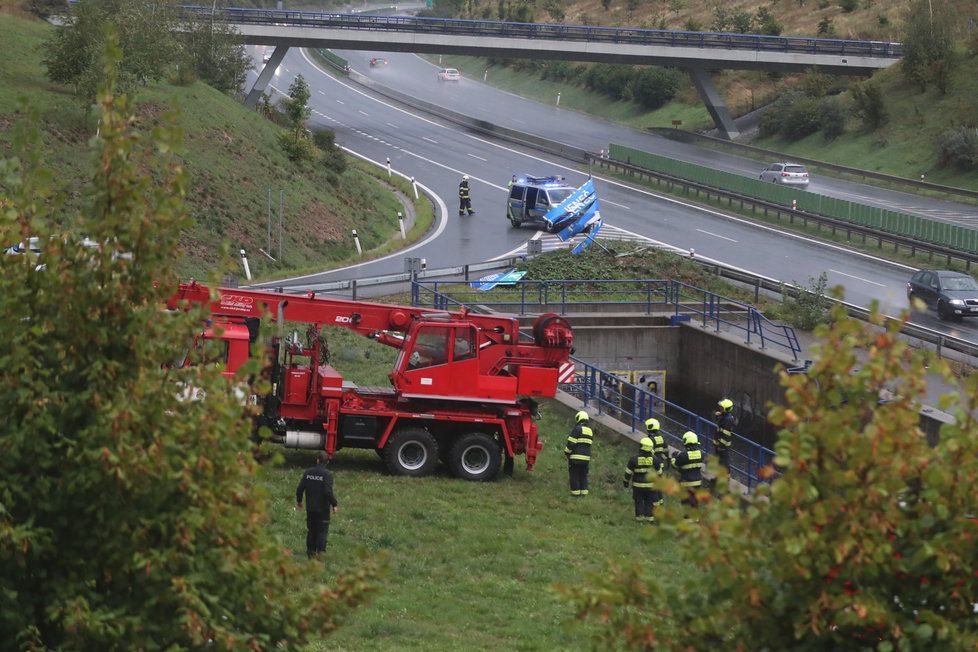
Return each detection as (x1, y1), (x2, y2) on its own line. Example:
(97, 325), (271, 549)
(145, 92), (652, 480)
(313, 128), (348, 178)
(567, 301), (978, 649)
(818, 95), (847, 140)
(629, 67), (682, 110)
(755, 6), (783, 36)
(782, 96), (822, 141)
(936, 127), (978, 171)
(850, 80), (889, 130)
(902, 0), (955, 92)
(779, 272), (831, 330)
(0, 42), (377, 649)
(838, 0), (857, 12)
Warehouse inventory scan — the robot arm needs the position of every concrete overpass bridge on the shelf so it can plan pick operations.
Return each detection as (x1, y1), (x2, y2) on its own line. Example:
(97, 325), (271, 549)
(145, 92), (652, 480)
(178, 6), (902, 139)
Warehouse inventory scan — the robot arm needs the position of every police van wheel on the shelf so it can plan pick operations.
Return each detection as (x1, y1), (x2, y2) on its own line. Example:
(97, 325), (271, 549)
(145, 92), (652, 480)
(384, 427), (439, 477)
(509, 217), (521, 228)
(448, 432), (501, 481)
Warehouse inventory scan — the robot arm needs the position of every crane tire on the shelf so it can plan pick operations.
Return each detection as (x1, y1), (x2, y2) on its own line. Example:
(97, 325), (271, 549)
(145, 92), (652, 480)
(384, 427), (439, 477)
(448, 432), (502, 481)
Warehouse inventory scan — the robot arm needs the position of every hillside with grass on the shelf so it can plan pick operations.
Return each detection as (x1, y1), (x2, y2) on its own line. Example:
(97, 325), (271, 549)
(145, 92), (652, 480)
(430, 0), (978, 187)
(0, 9), (417, 279)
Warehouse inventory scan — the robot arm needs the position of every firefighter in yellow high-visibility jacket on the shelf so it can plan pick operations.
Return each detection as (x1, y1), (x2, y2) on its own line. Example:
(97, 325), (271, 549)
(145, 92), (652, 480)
(623, 437), (663, 524)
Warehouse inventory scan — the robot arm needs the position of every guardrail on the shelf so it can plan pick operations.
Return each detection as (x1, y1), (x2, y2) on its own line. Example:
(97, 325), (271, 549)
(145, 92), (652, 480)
(412, 279), (802, 359)
(314, 48), (349, 73)
(565, 357), (778, 491)
(647, 127), (978, 203)
(610, 143), (978, 255)
(177, 5), (902, 57)
(593, 154), (978, 269)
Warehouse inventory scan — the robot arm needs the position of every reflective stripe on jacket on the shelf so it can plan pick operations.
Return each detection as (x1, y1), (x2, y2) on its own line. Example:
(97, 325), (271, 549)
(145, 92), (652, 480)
(671, 448), (703, 487)
(716, 412), (735, 448)
(458, 182), (470, 199)
(651, 433), (668, 465)
(624, 453), (661, 488)
(564, 423), (593, 462)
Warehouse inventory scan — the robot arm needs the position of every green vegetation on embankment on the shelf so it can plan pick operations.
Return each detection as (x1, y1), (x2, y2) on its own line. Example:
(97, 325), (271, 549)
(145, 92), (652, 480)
(0, 12), (422, 279)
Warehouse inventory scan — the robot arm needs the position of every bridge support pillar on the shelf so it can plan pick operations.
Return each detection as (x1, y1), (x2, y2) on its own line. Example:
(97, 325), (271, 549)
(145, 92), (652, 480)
(244, 45), (290, 109)
(688, 67), (740, 141)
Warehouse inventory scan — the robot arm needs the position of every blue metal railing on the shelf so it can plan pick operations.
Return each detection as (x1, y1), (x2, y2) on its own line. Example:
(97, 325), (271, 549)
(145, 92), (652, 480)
(177, 5), (903, 58)
(564, 358), (779, 492)
(413, 279), (802, 360)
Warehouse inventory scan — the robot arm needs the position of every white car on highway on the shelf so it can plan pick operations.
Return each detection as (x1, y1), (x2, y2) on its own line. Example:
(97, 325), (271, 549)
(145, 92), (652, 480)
(759, 162), (810, 187)
(436, 68), (460, 82)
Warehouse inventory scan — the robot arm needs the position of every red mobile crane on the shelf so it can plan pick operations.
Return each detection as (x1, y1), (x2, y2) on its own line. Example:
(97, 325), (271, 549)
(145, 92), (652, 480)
(169, 281), (575, 481)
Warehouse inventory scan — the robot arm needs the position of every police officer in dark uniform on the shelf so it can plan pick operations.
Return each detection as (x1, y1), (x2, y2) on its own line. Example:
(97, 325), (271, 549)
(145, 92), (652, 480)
(295, 454), (339, 559)
(563, 410), (593, 496)
(671, 431), (704, 510)
(623, 437), (663, 524)
(714, 398), (736, 470)
(458, 174), (475, 216)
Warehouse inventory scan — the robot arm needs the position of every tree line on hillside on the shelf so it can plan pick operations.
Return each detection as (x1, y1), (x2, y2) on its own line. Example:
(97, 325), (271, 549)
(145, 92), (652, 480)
(41, 0), (251, 100)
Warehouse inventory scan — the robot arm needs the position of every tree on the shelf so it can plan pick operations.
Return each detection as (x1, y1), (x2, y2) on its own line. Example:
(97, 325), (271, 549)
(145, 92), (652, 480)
(628, 67), (682, 110)
(755, 7), (783, 36)
(178, 15), (252, 94)
(850, 80), (888, 130)
(818, 95), (848, 141)
(285, 73), (312, 129)
(0, 39), (377, 648)
(44, 0), (177, 101)
(566, 301), (978, 649)
(901, 0), (955, 92)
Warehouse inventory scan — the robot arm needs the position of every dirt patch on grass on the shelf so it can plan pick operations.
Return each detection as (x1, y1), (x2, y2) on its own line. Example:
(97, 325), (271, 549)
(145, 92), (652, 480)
(134, 101), (167, 127)
(295, 200), (349, 243)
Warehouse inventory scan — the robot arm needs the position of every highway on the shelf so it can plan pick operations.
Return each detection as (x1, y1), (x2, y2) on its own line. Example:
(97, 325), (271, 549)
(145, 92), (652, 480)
(243, 45), (978, 344)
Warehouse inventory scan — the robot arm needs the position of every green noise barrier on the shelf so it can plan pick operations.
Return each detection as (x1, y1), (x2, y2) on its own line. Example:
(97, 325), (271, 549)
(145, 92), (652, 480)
(609, 143), (978, 254)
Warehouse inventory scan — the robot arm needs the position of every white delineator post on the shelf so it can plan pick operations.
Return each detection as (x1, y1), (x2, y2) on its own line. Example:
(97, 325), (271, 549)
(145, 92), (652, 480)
(411, 176), (418, 199)
(240, 249), (252, 281)
(398, 212), (406, 239)
(352, 229), (362, 256)
(387, 157), (392, 178)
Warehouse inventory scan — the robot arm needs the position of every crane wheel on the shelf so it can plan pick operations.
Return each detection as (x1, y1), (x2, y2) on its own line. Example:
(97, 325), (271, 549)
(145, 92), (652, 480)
(384, 427), (439, 477)
(448, 432), (501, 481)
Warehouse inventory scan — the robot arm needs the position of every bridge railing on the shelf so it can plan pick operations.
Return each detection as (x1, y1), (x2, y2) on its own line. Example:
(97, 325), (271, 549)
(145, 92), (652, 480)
(413, 278), (802, 360)
(176, 5), (902, 57)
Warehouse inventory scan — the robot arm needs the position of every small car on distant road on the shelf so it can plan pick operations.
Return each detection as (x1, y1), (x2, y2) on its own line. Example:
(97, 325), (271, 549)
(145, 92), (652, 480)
(907, 269), (978, 321)
(436, 68), (461, 82)
(759, 162), (810, 187)
(369, 57), (389, 67)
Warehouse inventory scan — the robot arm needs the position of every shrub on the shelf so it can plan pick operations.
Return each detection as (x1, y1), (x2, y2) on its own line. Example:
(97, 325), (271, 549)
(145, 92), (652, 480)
(780, 272), (830, 330)
(628, 67), (682, 110)
(850, 80), (888, 130)
(818, 95), (847, 140)
(758, 92), (800, 138)
(278, 129), (316, 163)
(817, 17), (835, 36)
(313, 128), (348, 177)
(730, 9), (753, 33)
(684, 18), (703, 31)
(782, 96), (821, 141)
(838, 0), (857, 12)
(816, 0), (829, 8)
(936, 127), (978, 170)
(755, 7), (783, 36)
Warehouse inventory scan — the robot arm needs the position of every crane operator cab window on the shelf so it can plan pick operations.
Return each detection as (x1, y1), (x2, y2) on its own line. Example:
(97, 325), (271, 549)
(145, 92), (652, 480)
(407, 327), (450, 370)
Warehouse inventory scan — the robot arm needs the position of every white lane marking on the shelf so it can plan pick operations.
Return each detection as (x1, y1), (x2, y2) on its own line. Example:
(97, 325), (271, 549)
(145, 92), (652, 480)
(696, 229), (738, 243)
(602, 199), (630, 210)
(358, 110), (370, 116)
(422, 136), (438, 144)
(828, 269), (887, 288)
(387, 122), (397, 128)
(317, 90), (326, 95)
(254, 148), (450, 286)
(467, 153), (487, 161)
(297, 49), (917, 275)
(336, 99), (345, 104)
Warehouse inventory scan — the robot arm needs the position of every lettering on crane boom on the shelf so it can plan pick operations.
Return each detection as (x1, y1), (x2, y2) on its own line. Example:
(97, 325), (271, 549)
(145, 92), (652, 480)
(334, 315), (354, 324)
(220, 295), (255, 312)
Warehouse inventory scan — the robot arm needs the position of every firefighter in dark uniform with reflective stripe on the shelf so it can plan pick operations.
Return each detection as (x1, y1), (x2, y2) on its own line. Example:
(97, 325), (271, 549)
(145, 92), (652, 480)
(458, 174), (475, 216)
(623, 437), (663, 523)
(564, 410), (592, 496)
(645, 418), (667, 508)
(671, 431), (704, 509)
(714, 398), (735, 470)
(295, 454), (339, 559)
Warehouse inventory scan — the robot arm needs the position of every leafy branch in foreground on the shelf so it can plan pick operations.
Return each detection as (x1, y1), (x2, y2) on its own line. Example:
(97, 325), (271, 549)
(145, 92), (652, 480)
(565, 301), (978, 650)
(0, 34), (378, 649)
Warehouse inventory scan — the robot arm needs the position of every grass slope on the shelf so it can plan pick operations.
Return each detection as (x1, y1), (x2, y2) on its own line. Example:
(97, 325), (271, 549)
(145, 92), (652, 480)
(0, 13), (410, 278)
(260, 325), (690, 650)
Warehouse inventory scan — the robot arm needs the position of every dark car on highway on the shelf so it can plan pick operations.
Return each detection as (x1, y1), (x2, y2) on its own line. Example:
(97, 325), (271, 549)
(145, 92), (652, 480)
(907, 269), (978, 321)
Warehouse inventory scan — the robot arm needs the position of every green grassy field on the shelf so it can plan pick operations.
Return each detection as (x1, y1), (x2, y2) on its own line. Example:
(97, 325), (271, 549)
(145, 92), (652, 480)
(259, 327), (690, 650)
(0, 14), (423, 279)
